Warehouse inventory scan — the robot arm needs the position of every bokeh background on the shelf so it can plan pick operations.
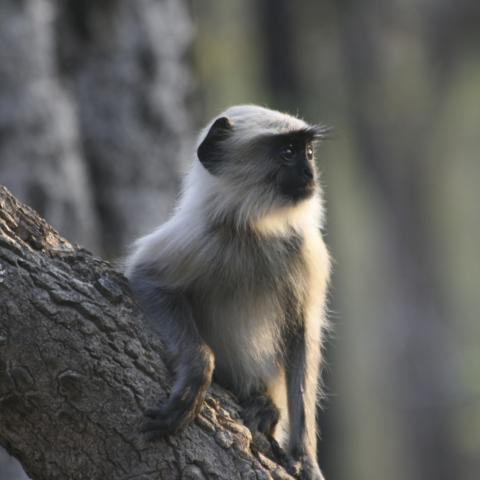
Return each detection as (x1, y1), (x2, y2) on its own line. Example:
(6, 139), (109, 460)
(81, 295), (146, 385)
(1, 1), (479, 479)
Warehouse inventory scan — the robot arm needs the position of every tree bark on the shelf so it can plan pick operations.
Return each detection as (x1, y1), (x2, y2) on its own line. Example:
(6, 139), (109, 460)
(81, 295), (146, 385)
(55, 0), (194, 258)
(0, 0), (99, 254)
(0, 0), (194, 260)
(0, 186), (294, 480)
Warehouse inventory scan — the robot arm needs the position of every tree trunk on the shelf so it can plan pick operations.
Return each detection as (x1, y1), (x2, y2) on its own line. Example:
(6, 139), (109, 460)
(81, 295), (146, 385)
(0, 0), (99, 253)
(55, 0), (194, 257)
(0, 186), (294, 480)
(255, 0), (301, 111)
(0, 0), (194, 260)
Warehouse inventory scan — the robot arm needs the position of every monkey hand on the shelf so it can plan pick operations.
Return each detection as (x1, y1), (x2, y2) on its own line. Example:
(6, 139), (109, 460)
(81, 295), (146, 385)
(141, 348), (214, 440)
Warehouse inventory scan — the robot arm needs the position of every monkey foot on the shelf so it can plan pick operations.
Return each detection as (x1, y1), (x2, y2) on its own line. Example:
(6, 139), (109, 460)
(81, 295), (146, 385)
(289, 454), (326, 480)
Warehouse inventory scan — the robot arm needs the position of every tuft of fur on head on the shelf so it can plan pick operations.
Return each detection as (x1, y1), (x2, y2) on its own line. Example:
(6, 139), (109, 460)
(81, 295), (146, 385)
(180, 105), (328, 234)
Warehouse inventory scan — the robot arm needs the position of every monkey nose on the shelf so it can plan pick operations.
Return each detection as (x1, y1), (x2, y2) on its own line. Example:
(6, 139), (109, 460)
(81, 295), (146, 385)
(302, 165), (314, 181)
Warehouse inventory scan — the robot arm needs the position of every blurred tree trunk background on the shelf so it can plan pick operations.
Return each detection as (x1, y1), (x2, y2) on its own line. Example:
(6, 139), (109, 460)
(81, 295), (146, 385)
(0, 0), (192, 477)
(0, 0), (192, 259)
(2, 0), (480, 479)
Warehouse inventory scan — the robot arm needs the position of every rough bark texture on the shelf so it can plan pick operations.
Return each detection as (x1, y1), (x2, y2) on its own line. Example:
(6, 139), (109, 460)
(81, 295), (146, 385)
(0, 186), (295, 480)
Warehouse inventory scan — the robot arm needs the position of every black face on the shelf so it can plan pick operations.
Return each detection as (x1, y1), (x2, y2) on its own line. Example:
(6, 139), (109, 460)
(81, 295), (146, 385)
(197, 118), (324, 205)
(273, 133), (316, 202)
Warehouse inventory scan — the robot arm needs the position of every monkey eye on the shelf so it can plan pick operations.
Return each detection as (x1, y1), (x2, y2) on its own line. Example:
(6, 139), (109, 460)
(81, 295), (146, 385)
(280, 144), (295, 163)
(306, 143), (314, 161)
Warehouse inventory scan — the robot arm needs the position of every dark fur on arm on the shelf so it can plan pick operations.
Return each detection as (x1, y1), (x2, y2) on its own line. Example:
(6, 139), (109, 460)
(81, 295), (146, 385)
(129, 265), (214, 439)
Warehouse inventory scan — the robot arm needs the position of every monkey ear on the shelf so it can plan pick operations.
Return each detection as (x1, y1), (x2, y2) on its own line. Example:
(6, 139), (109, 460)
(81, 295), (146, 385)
(197, 116), (233, 174)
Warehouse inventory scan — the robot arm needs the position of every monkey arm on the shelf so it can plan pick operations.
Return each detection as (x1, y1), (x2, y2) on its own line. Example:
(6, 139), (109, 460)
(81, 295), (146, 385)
(285, 323), (325, 480)
(129, 267), (214, 438)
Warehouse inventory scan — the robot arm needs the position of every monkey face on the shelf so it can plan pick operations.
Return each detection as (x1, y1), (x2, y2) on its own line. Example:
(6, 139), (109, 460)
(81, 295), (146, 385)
(269, 134), (317, 203)
(196, 106), (327, 215)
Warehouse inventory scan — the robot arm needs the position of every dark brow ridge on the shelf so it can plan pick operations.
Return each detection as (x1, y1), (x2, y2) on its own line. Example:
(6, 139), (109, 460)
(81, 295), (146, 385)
(256, 125), (332, 147)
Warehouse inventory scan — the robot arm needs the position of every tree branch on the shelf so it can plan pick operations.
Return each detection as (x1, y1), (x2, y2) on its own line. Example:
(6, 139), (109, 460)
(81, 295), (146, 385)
(0, 185), (294, 480)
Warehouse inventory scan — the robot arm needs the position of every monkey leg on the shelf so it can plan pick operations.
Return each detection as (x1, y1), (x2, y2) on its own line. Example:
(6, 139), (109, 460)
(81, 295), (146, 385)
(240, 391), (280, 437)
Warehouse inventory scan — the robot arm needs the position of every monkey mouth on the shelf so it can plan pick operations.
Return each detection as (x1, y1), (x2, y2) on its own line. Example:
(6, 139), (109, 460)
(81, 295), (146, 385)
(300, 185), (315, 198)
(287, 181), (315, 202)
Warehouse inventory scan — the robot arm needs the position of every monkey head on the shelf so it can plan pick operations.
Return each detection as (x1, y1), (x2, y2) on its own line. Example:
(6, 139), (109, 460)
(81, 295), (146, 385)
(195, 105), (328, 224)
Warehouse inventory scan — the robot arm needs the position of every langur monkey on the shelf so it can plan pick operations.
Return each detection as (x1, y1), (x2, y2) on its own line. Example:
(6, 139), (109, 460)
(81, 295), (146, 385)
(125, 105), (331, 479)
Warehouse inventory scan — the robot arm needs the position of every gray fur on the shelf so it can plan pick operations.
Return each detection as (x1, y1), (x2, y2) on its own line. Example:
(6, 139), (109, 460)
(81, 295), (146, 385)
(125, 105), (330, 480)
